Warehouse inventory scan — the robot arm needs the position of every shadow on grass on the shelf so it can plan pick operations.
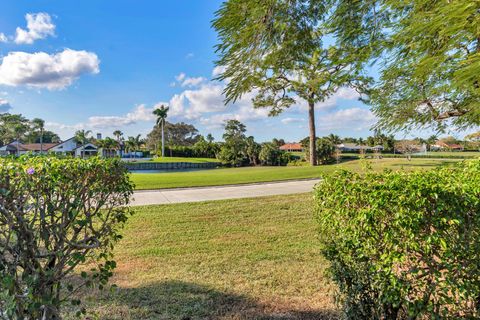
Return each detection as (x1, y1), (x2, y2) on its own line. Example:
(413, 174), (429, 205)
(84, 280), (339, 320)
(389, 161), (456, 168)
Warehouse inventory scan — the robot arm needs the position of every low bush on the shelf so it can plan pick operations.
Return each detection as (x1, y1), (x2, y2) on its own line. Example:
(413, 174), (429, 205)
(315, 160), (480, 319)
(259, 143), (291, 166)
(0, 156), (134, 319)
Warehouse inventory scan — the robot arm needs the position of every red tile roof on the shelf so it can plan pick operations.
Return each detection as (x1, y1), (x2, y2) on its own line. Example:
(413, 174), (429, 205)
(20, 143), (59, 151)
(279, 143), (303, 151)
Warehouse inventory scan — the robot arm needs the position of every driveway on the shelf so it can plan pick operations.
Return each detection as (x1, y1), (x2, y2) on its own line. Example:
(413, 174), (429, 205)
(131, 179), (321, 206)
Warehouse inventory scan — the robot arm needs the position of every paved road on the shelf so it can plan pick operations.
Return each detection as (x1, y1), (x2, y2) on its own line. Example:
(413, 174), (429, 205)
(131, 179), (321, 206)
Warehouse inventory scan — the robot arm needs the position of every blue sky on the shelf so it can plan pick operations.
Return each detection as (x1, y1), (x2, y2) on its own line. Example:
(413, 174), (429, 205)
(0, 1), (464, 141)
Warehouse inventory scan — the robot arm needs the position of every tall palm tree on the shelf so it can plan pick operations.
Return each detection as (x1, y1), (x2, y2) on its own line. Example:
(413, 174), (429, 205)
(31, 118), (45, 154)
(152, 105), (169, 157)
(75, 130), (92, 158)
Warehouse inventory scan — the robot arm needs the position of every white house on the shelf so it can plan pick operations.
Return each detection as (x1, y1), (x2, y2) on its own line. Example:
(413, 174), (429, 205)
(1, 137), (98, 157)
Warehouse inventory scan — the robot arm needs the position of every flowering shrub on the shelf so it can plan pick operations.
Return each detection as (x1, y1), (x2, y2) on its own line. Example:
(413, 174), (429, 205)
(315, 160), (480, 319)
(0, 156), (134, 319)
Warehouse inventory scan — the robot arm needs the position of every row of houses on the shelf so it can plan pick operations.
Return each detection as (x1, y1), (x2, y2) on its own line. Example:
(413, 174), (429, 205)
(0, 138), (99, 157)
(279, 141), (465, 153)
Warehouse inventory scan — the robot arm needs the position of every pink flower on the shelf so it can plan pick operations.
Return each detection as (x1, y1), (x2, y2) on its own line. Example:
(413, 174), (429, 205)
(26, 167), (35, 175)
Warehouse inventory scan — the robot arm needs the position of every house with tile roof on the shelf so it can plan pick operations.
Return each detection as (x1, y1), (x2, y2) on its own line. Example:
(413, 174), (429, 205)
(279, 143), (303, 152)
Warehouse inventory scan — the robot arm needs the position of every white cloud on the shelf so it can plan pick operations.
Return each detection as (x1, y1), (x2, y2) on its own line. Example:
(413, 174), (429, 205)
(185, 53), (194, 59)
(85, 103), (168, 128)
(281, 117), (305, 124)
(0, 49), (100, 89)
(0, 98), (11, 112)
(212, 65), (226, 77)
(175, 72), (186, 82)
(317, 107), (376, 131)
(0, 33), (7, 43)
(15, 13), (55, 44)
(181, 76), (207, 88)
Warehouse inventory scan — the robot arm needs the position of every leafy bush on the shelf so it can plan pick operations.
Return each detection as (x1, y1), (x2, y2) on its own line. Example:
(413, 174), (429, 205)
(303, 137), (336, 164)
(315, 160), (480, 319)
(259, 143), (290, 166)
(0, 156), (134, 319)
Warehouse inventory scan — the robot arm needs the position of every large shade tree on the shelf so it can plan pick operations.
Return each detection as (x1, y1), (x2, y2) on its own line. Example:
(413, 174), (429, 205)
(329, 0), (480, 132)
(153, 105), (169, 157)
(213, 0), (364, 165)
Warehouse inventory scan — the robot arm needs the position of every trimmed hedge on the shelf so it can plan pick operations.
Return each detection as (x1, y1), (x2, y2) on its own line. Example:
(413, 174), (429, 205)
(315, 160), (480, 319)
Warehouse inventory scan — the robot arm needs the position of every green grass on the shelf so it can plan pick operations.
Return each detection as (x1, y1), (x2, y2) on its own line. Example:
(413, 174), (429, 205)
(136, 156), (220, 164)
(67, 194), (338, 320)
(421, 151), (480, 157)
(131, 158), (459, 190)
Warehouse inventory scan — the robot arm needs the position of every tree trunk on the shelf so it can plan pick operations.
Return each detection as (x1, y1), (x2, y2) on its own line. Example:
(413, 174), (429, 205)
(161, 122), (165, 157)
(40, 128), (44, 154)
(308, 100), (317, 166)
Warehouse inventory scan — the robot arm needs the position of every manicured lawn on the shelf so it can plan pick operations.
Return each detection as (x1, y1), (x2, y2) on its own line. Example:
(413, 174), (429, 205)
(422, 151), (480, 157)
(68, 194), (337, 320)
(342, 151), (480, 158)
(131, 158), (459, 190)
(136, 156), (220, 163)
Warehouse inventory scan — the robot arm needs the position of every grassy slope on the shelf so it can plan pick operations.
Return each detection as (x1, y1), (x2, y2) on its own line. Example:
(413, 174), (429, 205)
(131, 158), (459, 190)
(69, 194), (337, 320)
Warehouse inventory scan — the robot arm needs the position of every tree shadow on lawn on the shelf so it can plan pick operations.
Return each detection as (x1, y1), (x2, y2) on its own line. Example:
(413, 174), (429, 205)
(86, 280), (339, 320)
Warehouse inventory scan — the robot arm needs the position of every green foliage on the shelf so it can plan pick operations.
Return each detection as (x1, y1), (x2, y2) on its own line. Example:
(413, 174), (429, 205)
(0, 156), (134, 318)
(330, 0), (480, 131)
(146, 121), (200, 150)
(315, 160), (480, 319)
(193, 136), (220, 159)
(213, 0), (364, 165)
(302, 137), (336, 164)
(316, 138), (336, 164)
(258, 142), (290, 166)
(218, 120), (248, 166)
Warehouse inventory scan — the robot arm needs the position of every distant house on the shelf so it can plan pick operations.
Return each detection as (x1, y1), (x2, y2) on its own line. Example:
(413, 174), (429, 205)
(431, 141), (464, 151)
(337, 143), (371, 152)
(0, 141), (58, 155)
(0, 137), (98, 157)
(279, 143), (303, 152)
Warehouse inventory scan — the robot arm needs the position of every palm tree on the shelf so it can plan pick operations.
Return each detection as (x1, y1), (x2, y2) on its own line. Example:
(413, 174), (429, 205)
(152, 105), (169, 157)
(31, 118), (45, 154)
(113, 130), (124, 156)
(327, 134), (342, 145)
(10, 123), (28, 156)
(75, 130), (92, 158)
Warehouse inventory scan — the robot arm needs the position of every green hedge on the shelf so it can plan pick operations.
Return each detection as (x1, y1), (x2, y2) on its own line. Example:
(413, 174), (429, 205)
(315, 160), (480, 319)
(0, 156), (134, 318)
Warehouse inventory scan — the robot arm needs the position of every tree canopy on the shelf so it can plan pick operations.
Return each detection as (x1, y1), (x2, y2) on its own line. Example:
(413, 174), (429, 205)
(329, 0), (480, 132)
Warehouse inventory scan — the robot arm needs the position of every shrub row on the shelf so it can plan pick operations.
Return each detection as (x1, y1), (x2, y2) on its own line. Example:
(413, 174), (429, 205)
(315, 160), (480, 319)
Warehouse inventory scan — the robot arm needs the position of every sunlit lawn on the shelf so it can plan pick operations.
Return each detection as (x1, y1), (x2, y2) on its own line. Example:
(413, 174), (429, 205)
(135, 156), (220, 163)
(131, 158), (459, 190)
(67, 194), (338, 320)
